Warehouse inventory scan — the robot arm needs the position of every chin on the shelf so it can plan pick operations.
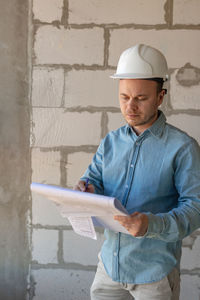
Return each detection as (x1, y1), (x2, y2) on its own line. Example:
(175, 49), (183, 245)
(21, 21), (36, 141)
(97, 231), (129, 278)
(127, 121), (138, 127)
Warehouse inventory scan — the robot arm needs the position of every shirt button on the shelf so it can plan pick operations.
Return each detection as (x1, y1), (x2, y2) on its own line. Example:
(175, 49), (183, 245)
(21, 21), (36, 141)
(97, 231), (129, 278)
(130, 164), (134, 168)
(125, 185), (128, 188)
(113, 252), (117, 256)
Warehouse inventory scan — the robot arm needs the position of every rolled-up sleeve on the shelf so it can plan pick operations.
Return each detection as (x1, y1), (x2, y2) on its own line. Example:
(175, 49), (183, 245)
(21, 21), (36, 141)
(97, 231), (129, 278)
(146, 139), (200, 242)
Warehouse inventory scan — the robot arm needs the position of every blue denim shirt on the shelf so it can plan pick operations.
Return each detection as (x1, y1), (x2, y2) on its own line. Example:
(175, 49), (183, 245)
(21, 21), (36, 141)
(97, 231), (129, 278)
(81, 111), (200, 284)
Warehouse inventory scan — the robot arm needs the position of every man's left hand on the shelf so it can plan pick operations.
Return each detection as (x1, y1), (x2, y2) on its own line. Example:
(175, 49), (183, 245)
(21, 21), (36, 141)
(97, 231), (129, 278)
(114, 212), (148, 237)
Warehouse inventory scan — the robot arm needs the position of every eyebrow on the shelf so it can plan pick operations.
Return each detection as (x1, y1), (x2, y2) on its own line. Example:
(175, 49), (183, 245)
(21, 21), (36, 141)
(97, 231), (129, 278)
(120, 93), (148, 97)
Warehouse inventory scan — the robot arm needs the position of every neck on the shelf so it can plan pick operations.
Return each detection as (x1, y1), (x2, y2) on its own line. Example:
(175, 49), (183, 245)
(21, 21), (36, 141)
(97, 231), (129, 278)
(132, 111), (159, 136)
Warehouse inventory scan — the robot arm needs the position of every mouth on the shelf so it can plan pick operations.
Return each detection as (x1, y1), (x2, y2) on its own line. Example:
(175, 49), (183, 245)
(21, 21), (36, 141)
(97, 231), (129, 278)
(127, 114), (140, 118)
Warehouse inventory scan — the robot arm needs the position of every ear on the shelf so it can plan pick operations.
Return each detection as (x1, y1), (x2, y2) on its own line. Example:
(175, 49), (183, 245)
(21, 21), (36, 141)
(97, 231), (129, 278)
(158, 90), (165, 106)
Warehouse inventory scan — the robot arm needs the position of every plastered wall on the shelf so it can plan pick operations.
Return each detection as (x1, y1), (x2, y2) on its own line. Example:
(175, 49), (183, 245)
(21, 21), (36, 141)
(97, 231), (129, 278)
(0, 1), (30, 299)
(30, 1), (200, 299)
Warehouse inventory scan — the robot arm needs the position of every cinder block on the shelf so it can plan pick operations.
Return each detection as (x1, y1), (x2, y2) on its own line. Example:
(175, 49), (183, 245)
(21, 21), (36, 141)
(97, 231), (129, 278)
(180, 274), (200, 300)
(63, 230), (105, 265)
(181, 235), (200, 270)
(32, 269), (95, 300)
(107, 112), (126, 132)
(32, 67), (64, 107)
(67, 152), (94, 187)
(31, 108), (102, 147)
(32, 192), (70, 226)
(69, 0), (165, 25)
(109, 29), (200, 68)
(173, 0), (200, 25)
(167, 114), (200, 144)
(33, 0), (63, 23)
(34, 26), (104, 65)
(32, 148), (61, 185)
(170, 69), (200, 110)
(32, 228), (58, 264)
(65, 70), (118, 107)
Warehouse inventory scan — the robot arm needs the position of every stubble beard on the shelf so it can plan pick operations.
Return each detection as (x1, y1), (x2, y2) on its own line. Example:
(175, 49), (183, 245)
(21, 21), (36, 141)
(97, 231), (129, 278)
(127, 111), (158, 128)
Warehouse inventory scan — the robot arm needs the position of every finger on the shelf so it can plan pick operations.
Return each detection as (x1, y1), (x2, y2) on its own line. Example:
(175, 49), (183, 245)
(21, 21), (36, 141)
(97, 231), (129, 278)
(131, 211), (140, 217)
(114, 215), (127, 221)
(114, 218), (130, 228)
(73, 181), (86, 192)
(79, 181), (87, 192)
(86, 184), (95, 193)
(73, 184), (81, 191)
(114, 216), (132, 224)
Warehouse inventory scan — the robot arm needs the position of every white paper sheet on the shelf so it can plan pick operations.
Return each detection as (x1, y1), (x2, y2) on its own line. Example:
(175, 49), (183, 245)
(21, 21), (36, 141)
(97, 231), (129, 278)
(68, 216), (97, 240)
(31, 182), (130, 239)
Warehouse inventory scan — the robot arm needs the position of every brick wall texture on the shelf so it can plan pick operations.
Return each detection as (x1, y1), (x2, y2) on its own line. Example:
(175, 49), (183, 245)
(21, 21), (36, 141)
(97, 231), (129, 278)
(30, 1), (200, 299)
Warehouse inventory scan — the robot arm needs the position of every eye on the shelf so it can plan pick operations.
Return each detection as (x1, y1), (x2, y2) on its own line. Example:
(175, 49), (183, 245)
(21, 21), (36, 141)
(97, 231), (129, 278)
(120, 95), (129, 101)
(138, 97), (147, 101)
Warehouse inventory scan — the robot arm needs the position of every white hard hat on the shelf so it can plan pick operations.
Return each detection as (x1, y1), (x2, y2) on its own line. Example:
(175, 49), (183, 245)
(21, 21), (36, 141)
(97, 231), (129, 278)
(111, 44), (168, 81)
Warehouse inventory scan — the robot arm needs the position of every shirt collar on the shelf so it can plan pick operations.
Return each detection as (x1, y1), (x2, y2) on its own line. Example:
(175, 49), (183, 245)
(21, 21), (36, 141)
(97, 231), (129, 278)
(147, 110), (166, 138)
(125, 110), (166, 139)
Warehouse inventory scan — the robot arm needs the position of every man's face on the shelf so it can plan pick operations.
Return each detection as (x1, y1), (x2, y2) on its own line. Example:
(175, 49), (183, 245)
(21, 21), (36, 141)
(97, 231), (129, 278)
(119, 79), (165, 135)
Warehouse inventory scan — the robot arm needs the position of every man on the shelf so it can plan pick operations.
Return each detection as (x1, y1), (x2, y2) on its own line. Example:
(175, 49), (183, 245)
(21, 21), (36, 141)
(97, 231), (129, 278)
(74, 44), (200, 300)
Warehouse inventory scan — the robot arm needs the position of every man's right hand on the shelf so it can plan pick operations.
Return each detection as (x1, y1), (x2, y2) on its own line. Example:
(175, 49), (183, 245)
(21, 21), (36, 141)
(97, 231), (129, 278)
(73, 180), (95, 193)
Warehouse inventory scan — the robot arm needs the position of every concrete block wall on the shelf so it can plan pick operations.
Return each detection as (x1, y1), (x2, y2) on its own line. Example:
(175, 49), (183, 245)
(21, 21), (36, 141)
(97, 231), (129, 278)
(30, 1), (200, 299)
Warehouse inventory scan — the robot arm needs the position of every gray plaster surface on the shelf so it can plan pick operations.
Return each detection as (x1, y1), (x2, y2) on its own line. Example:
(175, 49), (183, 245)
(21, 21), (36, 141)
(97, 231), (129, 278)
(0, 0), (30, 299)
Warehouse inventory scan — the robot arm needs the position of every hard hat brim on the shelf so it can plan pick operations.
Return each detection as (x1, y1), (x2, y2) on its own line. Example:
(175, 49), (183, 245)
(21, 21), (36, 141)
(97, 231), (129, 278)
(110, 73), (168, 81)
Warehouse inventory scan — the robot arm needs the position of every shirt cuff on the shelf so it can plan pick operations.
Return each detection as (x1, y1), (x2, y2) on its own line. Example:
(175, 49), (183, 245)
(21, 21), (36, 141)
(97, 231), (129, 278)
(145, 213), (165, 238)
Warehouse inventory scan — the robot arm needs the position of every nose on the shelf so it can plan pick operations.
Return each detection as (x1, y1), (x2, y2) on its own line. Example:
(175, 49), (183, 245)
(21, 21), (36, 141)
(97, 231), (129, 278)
(127, 98), (138, 110)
